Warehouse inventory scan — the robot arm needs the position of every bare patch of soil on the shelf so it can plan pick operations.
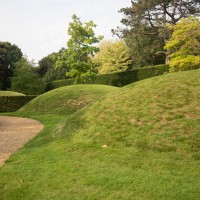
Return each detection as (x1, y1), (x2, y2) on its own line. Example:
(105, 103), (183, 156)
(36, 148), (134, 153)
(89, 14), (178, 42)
(0, 116), (44, 166)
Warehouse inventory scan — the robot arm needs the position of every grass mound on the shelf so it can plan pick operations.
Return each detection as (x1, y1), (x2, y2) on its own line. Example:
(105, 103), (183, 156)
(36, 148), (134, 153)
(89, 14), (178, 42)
(18, 84), (118, 115)
(0, 70), (199, 199)
(0, 91), (25, 96)
(64, 70), (200, 153)
(54, 69), (199, 198)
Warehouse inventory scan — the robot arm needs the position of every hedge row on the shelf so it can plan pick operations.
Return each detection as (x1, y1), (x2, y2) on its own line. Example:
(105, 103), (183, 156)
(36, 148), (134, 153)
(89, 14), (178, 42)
(46, 64), (169, 90)
(45, 79), (74, 91)
(0, 96), (37, 112)
(89, 64), (169, 87)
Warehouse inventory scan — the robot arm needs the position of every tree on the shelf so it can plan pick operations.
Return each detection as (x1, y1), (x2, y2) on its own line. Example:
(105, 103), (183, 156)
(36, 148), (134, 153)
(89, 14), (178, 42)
(120, 25), (166, 66)
(11, 57), (45, 95)
(43, 66), (68, 83)
(37, 48), (67, 79)
(56, 14), (103, 83)
(37, 56), (55, 78)
(0, 42), (23, 90)
(164, 17), (200, 72)
(115, 0), (200, 65)
(93, 39), (132, 74)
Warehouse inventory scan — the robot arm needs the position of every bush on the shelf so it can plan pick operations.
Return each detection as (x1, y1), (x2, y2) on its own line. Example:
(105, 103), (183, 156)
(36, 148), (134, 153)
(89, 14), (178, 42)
(164, 17), (200, 72)
(169, 55), (200, 72)
(0, 96), (37, 112)
(46, 64), (169, 90)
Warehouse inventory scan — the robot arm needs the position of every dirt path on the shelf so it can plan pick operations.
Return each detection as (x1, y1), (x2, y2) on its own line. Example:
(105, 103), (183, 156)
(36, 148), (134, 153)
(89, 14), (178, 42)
(0, 116), (44, 166)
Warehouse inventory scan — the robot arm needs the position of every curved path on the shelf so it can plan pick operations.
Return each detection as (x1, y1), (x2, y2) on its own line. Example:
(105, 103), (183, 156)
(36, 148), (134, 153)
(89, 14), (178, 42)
(0, 116), (44, 166)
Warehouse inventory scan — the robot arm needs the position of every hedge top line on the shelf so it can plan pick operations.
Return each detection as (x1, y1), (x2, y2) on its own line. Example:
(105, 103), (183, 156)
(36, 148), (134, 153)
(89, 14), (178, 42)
(46, 64), (169, 90)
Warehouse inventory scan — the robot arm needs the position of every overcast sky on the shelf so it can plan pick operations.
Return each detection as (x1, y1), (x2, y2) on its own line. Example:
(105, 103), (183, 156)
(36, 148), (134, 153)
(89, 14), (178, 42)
(0, 0), (131, 62)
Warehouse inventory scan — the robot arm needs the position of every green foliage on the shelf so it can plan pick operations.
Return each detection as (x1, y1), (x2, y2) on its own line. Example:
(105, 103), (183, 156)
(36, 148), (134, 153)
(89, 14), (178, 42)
(43, 66), (68, 83)
(37, 48), (69, 82)
(93, 39), (132, 74)
(124, 25), (165, 66)
(11, 58), (45, 95)
(0, 42), (23, 90)
(18, 84), (118, 115)
(56, 14), (103, 83)
(169, 55), (200, 72)
(116, 0), (200, 65)
(37, 55), (55, 77)
(0, 96), (37, 112)
(165, 17), (200, 72)
(47, 64), (169, 90)
(91, 64), (169, 87)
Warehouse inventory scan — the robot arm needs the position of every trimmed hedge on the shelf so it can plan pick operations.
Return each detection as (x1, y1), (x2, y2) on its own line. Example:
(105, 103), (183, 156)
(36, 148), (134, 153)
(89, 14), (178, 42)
(0, 96), (37, 112)
(89, 64), (169, 87)
(46, 64), (169, 90)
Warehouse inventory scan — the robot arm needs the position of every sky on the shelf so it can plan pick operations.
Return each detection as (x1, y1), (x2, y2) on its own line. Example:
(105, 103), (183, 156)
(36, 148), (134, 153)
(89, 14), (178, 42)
(0, 0), (131, 63)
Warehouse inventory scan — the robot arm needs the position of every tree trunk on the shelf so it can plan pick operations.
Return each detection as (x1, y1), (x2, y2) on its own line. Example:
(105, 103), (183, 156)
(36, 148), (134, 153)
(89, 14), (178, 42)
(165, 50), (170, 64)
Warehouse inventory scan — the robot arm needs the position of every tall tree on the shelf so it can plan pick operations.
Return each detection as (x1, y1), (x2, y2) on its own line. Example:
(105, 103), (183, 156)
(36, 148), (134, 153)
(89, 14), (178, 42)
(119, 24), (166, 66)
(56, 14), (103, 83)
(93, 39), (132, 74)
(0, 42), (22, 89)
(115, 0), (200, 65)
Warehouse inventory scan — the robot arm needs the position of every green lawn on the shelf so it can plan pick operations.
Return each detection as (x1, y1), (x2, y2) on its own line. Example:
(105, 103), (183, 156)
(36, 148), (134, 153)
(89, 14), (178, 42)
(0, 70), (200, 200)
(0, 91), (25, 96)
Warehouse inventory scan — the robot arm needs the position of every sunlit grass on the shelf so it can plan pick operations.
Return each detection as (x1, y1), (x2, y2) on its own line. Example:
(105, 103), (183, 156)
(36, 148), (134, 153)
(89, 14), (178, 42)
(0, 91), (25, 96)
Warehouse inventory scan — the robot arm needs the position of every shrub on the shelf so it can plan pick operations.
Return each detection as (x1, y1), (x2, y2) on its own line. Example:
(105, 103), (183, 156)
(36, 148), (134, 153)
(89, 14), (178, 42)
(165, 17), (200, 72)
(0, 96), (37, 112)
(46, 64), (169, 90)
(169, 55), (200, 72)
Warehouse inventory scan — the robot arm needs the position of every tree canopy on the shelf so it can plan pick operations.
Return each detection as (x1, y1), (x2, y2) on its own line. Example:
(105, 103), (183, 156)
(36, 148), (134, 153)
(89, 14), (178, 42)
(56, 14), (103, 83)
(115, 0), (200, 66)
(93, 39), (132, 74)
(11, 57), (45, 95)
(37, 48), (68, 82)
(38, 55), (55, 78)
(0, 42), (22, 89)
(165, 17), (200, 72)
(120, 0), (200, 28)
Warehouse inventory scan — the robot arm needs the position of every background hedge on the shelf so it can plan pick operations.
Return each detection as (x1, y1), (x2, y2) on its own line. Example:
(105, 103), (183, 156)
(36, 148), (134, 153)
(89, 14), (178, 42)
(0, 96), (37, 112)
(46, 64), (169, 90)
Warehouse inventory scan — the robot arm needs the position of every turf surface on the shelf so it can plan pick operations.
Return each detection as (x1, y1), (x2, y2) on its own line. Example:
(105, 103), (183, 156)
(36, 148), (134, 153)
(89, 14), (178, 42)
(0, 91), (25, 96)
(0, 70), (200, 200)
(18, 84), (119, 115)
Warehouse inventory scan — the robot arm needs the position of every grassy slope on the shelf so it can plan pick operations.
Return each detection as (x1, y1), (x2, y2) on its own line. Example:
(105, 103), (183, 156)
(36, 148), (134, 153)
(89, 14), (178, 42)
(0, 70), (200, 200)
(18, 84), (119, 115)
(0, 91), (25, 96)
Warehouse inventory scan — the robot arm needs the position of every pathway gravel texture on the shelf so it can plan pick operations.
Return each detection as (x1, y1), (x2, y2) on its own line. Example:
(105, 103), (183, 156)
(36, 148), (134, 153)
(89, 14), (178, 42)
(0, 116), (44, 166)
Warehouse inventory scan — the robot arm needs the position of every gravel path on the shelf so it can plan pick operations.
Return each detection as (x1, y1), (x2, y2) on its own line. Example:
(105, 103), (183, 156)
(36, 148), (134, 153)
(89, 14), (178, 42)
(0, 116), (44, 166)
